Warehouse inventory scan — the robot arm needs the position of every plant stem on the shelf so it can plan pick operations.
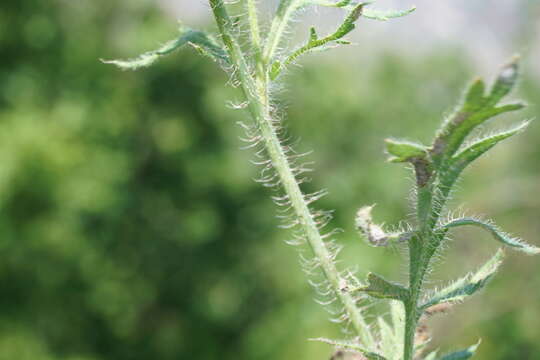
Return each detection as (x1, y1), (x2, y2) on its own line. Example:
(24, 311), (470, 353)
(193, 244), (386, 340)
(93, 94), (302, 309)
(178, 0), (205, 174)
(246, 0), (265, 82)
(404, 239), (428, 360)
(209, 0), (373, 347)
(403, 183), (442, 360)
(263, 0), (301, 65)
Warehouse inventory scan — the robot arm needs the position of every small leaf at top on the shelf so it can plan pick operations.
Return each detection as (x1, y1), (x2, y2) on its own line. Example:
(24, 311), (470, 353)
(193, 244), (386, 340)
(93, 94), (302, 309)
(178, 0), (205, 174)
(462, 78), (486, 111)
(430, 57), (525, 170)
(485, 55), (520, 107)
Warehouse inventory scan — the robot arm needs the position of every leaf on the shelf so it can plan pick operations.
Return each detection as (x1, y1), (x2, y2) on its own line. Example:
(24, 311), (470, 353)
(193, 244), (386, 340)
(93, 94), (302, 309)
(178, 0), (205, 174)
(438, 218), (540, 255)
(270, 3), (364, 79)
(430, 57), (524, 170)
(462, 78), (486, 111)
(439, 340), (481, 360)
(420, 250), (504, 310)
(440, 121), (530, 191)
(102, 27), (229, 70)
(356, 272), (408, 301)
(362, 6), (416, 21)
(309, 0), (416, 20)
(424, 351), (439, 360)
(268, 1), (414, 79)
(310, 338), (387, 360)
(485, 56), (520, 107)
(385, 139), (428, 163)
(302, 0), (360, 9)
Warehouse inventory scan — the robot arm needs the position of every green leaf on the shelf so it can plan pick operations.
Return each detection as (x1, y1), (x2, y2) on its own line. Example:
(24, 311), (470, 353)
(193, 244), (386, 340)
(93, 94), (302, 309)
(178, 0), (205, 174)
(420, 250), (504, 310)
(438, 218), (540, 254)
(362, 6), (416, 21)
(440, 121), (530, 191)
(270, 3), (364, 79)
(102, 27), (229, 70)
(268, 1), (414, 79)
(385, 139), (428, 163)
(462, 78), (486, 111)
(439, 340), (481, 360)
(356, 272), (408, 301)
(485, 56), (520, 107)
(425, 350), (439, 360)
(430, 57), (524, 170)
(310, 338), (387, 360)
(301, 0), (369, 9)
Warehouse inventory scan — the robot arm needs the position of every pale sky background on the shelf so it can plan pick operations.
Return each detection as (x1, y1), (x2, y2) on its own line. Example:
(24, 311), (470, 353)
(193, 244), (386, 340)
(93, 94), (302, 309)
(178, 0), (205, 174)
(157, 0), (540, 78)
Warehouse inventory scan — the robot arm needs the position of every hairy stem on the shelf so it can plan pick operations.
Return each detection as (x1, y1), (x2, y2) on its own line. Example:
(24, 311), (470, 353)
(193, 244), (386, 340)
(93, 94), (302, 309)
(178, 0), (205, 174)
(402, 183), (437, 360)
(245, 0), (265, 81)
(263, 0), (302, 64)
(209, 0), (373, 346)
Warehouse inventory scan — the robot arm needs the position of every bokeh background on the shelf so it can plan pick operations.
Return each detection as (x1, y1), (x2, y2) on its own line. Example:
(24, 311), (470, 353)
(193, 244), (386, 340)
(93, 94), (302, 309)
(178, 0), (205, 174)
(1, 0), (540, 359)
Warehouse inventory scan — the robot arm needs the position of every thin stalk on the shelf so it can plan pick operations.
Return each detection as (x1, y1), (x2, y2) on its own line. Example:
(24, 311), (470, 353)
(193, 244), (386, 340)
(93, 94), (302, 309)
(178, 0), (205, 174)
(263, 0), (302, 65)
(404, 241), (429, 360)
(246, 0), (262, 51)
(245, 0), (265, 81)
(403, 182), (444, 360)
(209, 0), (374, 347)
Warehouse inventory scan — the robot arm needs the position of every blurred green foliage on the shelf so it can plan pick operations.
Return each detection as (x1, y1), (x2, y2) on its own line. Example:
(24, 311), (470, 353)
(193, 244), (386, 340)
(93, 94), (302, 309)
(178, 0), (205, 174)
(1, 1), (539, 359)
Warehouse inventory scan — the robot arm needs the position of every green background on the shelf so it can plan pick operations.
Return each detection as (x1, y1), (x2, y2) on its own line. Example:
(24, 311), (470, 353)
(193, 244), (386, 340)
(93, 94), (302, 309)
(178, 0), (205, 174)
(1, 1), (539, 359)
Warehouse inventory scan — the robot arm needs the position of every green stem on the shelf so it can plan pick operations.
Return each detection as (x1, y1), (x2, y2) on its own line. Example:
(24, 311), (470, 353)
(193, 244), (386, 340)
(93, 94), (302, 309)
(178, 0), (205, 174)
(209, 0), (373, 347)
(402, 182), (440, 360)
(263, 0), (302, 64)
(404, 239), (430, 360)
(245, 0), (265, 81)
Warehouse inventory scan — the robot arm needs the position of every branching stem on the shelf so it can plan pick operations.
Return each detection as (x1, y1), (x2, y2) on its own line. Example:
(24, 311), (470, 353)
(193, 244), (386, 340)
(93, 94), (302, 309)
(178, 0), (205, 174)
(209, 0), (373, 347)
(263, 0), (302, 65)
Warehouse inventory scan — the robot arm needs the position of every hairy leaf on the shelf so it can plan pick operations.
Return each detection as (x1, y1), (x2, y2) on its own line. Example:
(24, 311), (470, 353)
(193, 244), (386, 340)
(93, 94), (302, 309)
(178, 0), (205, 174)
(310, 338), (387, 360)
(385, 139), (428, 163)
(270, 3), (364, 79)
(440, 121), (530, 191)
(303, 0), (360, 8)
(439, 341), (481, 360)
(362, 6), (416, 21)
(462, 78), (486, 111)
(431, 57), (523, 170)
(420, 250), (504, 310)
(485, 56), (520, 107)
(102, 27), (229, 70)
(356, 272), (408, 300)
(439, 218), (540, 254)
